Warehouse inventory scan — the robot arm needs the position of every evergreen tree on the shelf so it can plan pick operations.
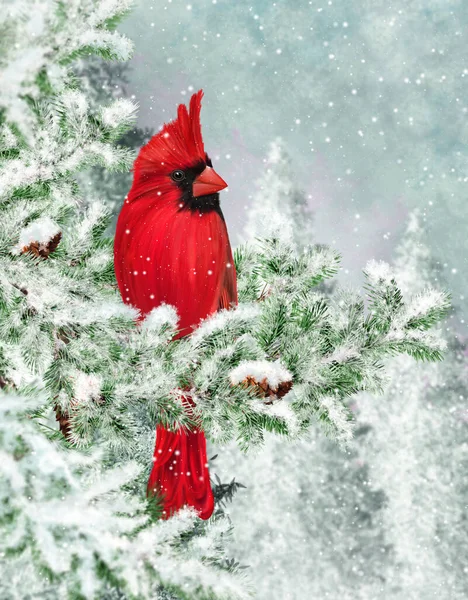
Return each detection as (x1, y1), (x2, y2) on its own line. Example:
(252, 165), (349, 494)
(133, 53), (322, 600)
(243, 139), (314, 249)
(76, 57), (154, 227)
(357, 212), (468, 600)
(216, 427), (390, 600)
(0, 3), (453, 598)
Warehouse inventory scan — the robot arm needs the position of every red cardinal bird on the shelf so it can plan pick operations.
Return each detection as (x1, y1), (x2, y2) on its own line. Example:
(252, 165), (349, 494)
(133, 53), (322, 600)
(114, 91), (237, 520)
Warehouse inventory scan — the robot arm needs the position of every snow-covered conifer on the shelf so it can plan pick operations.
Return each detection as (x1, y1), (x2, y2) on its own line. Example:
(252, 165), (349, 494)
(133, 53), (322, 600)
(216, 428), (390, 600)
(357, 212), (468, 599)
(243, 138), (314, 249)
(0, 391), (250, 600)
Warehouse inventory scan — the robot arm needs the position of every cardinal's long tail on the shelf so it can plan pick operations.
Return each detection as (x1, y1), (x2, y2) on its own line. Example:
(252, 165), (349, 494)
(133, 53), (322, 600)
(147, 424), (214, 520)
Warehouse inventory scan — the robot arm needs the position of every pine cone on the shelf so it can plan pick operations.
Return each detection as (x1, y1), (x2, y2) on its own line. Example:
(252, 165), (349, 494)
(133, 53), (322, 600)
(22, 232), (62, 259)
(55, 394), (105, 441)
(54, 404), (72, 440)
(0, 375), (14, 390)
(241, 375), (293, 404)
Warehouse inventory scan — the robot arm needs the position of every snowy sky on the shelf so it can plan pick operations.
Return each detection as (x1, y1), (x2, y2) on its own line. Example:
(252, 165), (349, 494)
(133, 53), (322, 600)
(119, 0), (468, 322)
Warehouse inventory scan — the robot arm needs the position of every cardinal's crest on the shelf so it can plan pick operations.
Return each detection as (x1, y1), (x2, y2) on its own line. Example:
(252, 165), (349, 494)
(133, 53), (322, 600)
(136, 90), (206, 174)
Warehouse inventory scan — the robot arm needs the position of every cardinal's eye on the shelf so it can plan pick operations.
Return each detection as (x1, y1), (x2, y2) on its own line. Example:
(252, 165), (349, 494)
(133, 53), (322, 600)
(171, 170), (186, 182)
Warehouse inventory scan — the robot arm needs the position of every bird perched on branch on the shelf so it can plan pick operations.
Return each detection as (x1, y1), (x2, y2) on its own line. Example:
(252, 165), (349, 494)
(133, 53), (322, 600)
(114, 91), (237, 520)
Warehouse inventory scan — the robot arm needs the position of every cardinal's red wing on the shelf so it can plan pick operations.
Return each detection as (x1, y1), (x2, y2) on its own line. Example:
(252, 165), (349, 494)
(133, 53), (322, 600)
(218, 243), (238, 310)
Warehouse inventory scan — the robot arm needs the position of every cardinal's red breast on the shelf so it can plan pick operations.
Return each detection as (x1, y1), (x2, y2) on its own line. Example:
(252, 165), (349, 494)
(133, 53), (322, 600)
(114, 196), (237, 336)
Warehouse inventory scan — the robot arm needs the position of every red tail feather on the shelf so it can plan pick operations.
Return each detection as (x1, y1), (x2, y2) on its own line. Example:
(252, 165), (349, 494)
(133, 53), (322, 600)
(147, 425), (214, 520)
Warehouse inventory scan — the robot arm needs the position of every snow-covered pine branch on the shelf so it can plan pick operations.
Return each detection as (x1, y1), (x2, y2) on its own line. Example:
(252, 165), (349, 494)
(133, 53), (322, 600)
(0, 391), (249, 600)
(364, 259), (448, 360)
(184, 238), (449, 447)
(0, 0), (134, 136)
(50, 236), (449, 454)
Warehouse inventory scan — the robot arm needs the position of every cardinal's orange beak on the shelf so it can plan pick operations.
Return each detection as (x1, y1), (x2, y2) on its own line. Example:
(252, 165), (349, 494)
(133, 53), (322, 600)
(192, 166), (227, 197)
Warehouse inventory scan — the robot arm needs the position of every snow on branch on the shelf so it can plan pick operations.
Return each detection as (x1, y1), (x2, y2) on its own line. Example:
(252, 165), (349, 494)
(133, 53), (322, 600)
(230, 360), (292, 390)
(107, 240), (446, 450)
(0, 93), (136, 204)
(363, 258), (450, 360)
(12, 217), (61, 255)
(0, 391), (247, 599)
(364, 259), (395, 286)
(100, 97), (137, 129)
(191, 304), (261, 345)
(403, 289), (451, 330)
(0, 0), (134, 135)
(141, 304), (179, 334)
(316, 395), (354, 444)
